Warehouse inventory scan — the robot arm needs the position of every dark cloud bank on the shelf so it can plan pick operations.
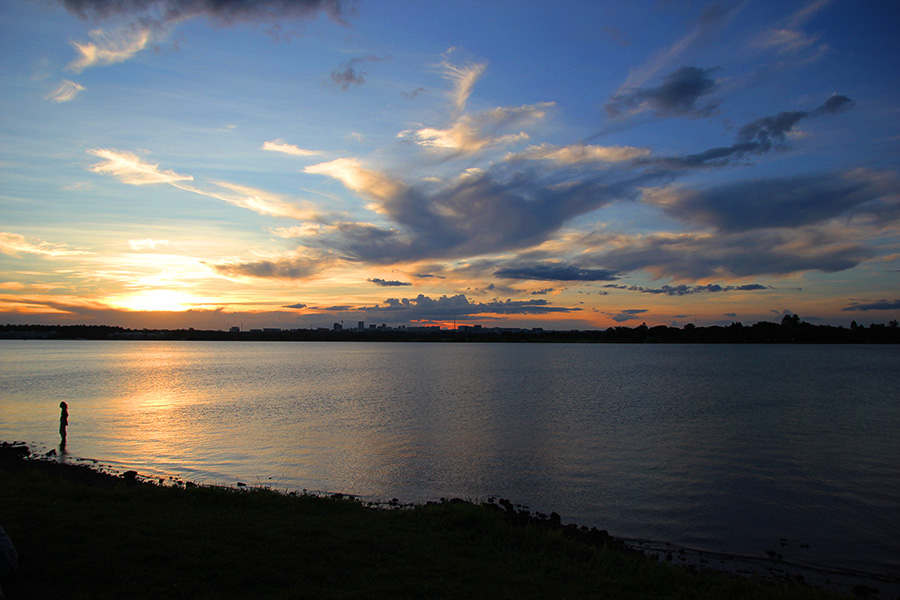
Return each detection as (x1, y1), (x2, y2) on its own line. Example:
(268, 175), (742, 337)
(606, 66), (720, 118)
(368, 278), (411, 287)
(647, 95), (855, 170)
(57, 0), (348, 25)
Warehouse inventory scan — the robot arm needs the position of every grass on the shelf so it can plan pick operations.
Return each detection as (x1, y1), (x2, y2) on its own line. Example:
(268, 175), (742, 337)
(0, 444), (850, 600)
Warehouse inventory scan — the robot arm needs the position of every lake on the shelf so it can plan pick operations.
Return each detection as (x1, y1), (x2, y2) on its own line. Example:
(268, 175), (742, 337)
(1, 340), (898, 592)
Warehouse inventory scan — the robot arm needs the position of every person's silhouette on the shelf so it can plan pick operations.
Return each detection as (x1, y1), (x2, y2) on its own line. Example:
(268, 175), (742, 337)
(59, 402), (68, 446)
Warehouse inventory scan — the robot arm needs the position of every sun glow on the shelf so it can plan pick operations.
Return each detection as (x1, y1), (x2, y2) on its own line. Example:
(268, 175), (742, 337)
(113, 290), (206, 312)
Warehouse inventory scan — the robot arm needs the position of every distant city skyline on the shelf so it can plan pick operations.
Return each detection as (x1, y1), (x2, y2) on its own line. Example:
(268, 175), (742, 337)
(2, 0), (899, 330)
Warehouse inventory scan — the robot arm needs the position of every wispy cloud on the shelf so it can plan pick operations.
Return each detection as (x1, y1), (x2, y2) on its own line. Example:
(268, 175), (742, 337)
(88, 148), (193, 185)
(46, 79), (85, 102)
(438, 55), (487, 115)
(262, 140), (324, 157)
(193, 181), (321, 221)
(88, 148), (320, 220)
(395, 57), (553, 157)
(615, 2), (742, 92)
(69, 26), (153, 72)
(0, 232), (89, 257)
(399, 103), (550, 155)
(507, 143), (649, 165)
(751, 0), (832, 58)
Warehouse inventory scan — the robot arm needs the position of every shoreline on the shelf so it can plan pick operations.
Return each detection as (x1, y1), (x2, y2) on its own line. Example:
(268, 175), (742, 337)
(4, 321), (900, 344)
(3, 441), (893, 599)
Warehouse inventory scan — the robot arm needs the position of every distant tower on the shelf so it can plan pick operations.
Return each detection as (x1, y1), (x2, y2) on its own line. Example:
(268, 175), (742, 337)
(333, 322), (343, 331)
(358, 321), (364, 332)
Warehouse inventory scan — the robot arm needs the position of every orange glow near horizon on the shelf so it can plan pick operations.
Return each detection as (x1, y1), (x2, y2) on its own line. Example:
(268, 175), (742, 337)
(111, 290), (210, 312)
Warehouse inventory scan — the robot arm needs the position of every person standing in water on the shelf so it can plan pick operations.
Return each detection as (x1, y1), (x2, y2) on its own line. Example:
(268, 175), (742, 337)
(59, 401), (68, 445)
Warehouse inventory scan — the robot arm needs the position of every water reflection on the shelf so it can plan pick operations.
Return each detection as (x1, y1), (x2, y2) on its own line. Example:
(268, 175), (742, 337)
(1, 340), (899, 585)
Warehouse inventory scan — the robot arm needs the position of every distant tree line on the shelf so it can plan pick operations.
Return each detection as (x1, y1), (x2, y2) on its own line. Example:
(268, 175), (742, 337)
(2, 316), (899, 343)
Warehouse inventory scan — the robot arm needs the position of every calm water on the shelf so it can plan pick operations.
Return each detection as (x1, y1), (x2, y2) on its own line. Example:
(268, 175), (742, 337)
(2, 340), (899, 589)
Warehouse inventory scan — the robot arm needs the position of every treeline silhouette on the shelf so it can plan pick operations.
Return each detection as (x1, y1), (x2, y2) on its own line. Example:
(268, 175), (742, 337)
(2, 316), (899, 343)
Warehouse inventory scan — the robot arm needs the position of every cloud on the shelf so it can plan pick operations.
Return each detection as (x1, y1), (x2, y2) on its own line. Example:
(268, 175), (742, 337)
(368, 278), (411, 287)
(606, 66), (720, 118)
(603, 283), (771, 296)
(331, 55), (383, 90)
(811, 94), (855, 116)
(396, 57), (552, 157)
(400, 102), (552, 155)
(0, 232), (89, 257)
(129, 238), (169, 251)
(262, 140), (324, 157)
(57, 0), (348, 27)
(736, 110), (809, 149)
(494, 263), (619, 282)
(616, 3), (741, 91)
(212, 254), (331, 280)
(507, 143), (650, 165)
(357, 293), (580, 320)
(46, 79), (85, 102)
(587, 226), (872, 280)
(284, 303), (307, 309)
(304, 157), (403, 198)
(842, 299), (900, 312)
(89, 149), (320, 220)
(58, 0), (349, 73)
(645, 170), (894, 232)
(204, 182), (320, 220)
(647, 95), (856, 169)
(88, 148), (193, 185)
(403, 87), (427, 99)
(304, 159), (640, 263)
(608, 308), (648, 323)
(752, 0), (832, 57)
(68, 25), (153, 72)
(754, 28), (821, 55)
(438, 57), (487, 115)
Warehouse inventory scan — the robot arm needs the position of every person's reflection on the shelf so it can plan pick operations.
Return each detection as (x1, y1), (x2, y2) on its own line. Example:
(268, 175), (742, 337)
(58, 402), (68, 453)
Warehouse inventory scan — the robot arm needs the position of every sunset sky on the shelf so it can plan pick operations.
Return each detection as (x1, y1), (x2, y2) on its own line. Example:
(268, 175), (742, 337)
(2, 0), (899, 330)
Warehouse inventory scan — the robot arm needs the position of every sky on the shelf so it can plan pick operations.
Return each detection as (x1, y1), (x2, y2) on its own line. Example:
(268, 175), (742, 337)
(2, 0), (899, 331)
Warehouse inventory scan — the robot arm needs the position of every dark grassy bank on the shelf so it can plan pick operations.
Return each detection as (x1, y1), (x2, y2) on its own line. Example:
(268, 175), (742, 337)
(1, 443), (849, 600)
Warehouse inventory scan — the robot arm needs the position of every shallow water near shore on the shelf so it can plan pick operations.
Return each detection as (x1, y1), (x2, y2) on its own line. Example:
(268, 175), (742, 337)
(2, 340), (899, 593)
